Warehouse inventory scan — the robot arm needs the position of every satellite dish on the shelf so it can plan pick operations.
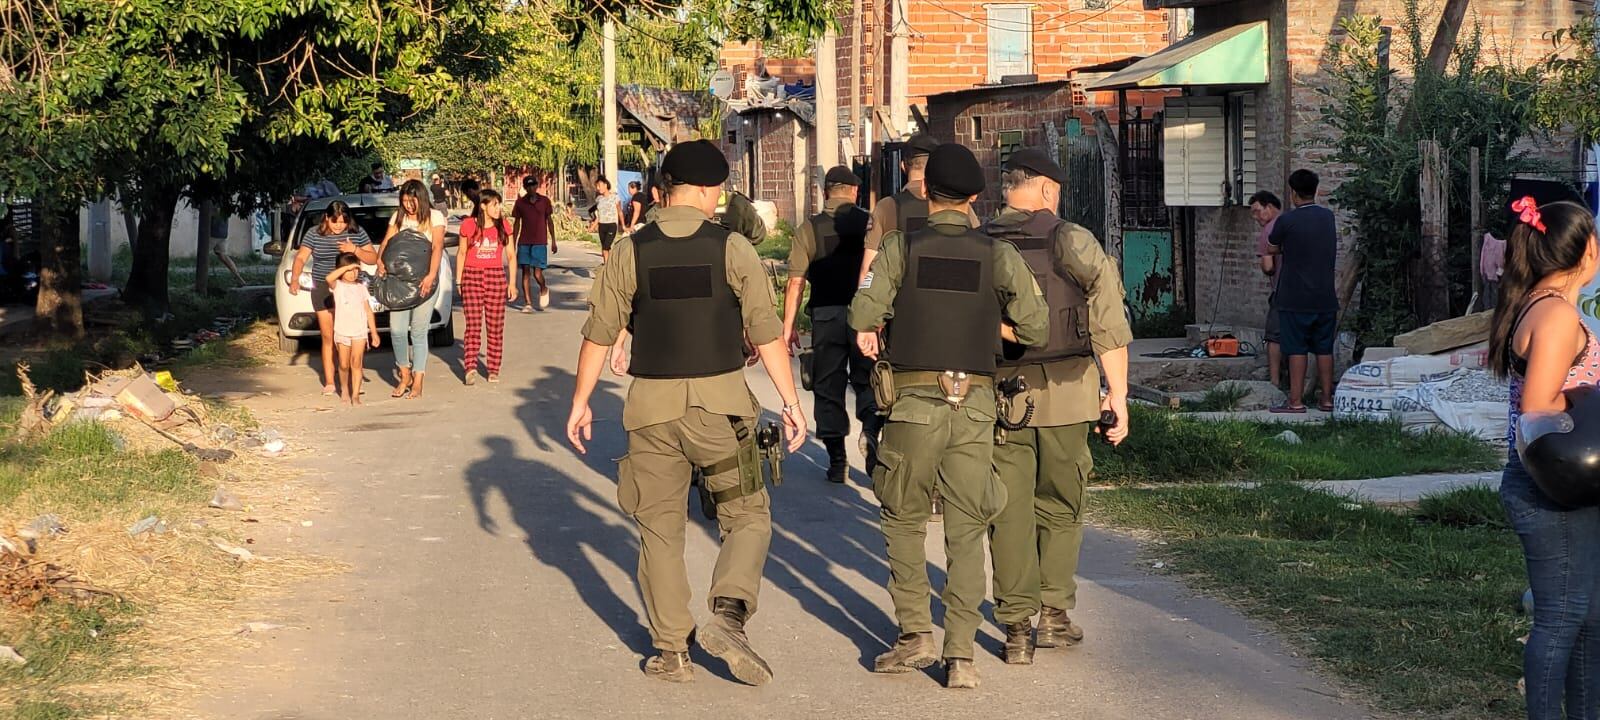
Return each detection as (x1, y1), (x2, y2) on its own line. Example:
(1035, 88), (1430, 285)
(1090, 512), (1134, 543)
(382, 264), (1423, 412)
(710, 70), (735, 100)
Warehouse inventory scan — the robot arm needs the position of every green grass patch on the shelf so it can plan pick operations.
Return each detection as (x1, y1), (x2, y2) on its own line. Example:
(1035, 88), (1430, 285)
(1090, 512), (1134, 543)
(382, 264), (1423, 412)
(1, 600), (142, 720)
(0, 411), (206, 516)
(756, 219), (794, 262)
(1091, 405), (1499, 484)
(1092, 482), (1525, 719)
(1185, 383), (1249, 412)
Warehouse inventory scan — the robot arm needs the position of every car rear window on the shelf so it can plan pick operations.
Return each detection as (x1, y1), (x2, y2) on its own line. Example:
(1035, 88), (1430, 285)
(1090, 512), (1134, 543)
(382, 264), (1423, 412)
(293, 207), (398, 248)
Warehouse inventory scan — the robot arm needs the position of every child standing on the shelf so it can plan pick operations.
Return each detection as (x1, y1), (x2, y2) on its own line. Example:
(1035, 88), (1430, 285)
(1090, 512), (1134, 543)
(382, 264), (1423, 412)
(327, 253), (380, 405)
(456, 189), (518, 384)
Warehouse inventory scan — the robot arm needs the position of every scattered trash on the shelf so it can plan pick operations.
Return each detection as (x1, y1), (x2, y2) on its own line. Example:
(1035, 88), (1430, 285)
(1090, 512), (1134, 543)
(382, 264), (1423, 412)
(22, 514), (66, 539)
(300, 521), (314, 528)
(237, 621), (285, 635)
(115, 375), (177, 423)
(0, 646), (24, 665)
(209, 487), (244, 512)
(127, 516), (169, 537)
(261, 440), (287, 456)
(153, 370), (179, 392)
(101, 408), (123, 422)
(1, 547), (119, 609)
(1279, 561), (1315, 569)
(210, 424), (238, 444)
(1273, 430), (1302, 445)
(212, 539), (257, 561)
(1152, 561), (1167, 569)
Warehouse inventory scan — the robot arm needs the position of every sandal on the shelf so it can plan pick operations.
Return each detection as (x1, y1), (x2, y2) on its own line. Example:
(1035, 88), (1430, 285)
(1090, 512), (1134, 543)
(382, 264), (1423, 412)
(322, 384), (337, 396)
(487, 373), (500, 384)
(1269, 404), (1308, 414)
(464, 369), (478, 386)
(1317, 402), (1335, 413)
(390, 374), (411, 399)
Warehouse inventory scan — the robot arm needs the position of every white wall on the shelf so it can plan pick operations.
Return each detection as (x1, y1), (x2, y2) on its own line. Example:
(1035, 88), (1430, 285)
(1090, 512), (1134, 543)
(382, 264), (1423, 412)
(78, 200), (263, 259)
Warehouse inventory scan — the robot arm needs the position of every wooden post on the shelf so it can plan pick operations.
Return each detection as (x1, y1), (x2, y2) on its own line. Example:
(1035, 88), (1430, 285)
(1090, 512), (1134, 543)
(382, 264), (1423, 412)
(1092, 109), (1124, 265)
(1418, 139), (1449, 323)
(1469, 147), (1483, 313)
(195, 199), (214, 294)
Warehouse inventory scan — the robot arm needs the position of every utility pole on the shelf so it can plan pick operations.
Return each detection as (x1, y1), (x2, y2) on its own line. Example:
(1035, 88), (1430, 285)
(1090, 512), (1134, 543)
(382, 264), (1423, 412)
(602, 20), (619, 186)
(890, 0), (909, 136)
(816, 27), (840, 185)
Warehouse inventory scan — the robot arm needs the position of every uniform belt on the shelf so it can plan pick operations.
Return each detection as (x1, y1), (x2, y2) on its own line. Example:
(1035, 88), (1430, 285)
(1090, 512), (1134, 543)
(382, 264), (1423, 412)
(892, 371), (994, 389)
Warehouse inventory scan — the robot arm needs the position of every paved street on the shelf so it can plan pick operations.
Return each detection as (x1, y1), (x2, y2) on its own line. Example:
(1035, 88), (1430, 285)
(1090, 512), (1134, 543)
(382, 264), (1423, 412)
(190, 244), (1371, 720)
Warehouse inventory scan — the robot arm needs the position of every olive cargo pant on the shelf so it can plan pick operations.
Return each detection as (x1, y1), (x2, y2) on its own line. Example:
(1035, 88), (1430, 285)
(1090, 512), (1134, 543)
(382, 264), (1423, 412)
(989, 423), (1092, 623)
(809, 307), (878, 440)
(872, 389), (1005, 660)
(619, 408), (772, 653)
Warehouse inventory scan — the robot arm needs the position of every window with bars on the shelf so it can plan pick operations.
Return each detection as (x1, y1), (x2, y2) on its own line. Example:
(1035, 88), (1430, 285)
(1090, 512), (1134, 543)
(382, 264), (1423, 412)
(986, 5), (1032, 83)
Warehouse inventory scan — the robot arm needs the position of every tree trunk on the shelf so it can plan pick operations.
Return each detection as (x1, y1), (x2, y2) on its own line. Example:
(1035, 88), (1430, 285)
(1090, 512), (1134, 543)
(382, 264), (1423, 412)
(34, 197), (84, 339)
(124, 186), (179, 317)
(1396, 0), (1469, 136)
(1418, 139), (1450, 324)
(1092, 109), (1124, 266)
(195, 199), (214, 295)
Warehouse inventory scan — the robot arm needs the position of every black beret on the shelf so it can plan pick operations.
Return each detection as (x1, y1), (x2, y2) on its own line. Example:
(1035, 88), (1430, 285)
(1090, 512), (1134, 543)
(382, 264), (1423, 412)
(905, 133), (940, 157)
(1005, 147), (1067, 184)
(661, 140), (729, 187)
(925, 143), (986, 199)
(824, 165), (860, 187)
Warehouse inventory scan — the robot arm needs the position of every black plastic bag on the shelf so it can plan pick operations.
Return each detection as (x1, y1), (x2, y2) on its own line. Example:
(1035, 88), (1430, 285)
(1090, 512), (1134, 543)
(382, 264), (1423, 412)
(376, 228), (437, 311)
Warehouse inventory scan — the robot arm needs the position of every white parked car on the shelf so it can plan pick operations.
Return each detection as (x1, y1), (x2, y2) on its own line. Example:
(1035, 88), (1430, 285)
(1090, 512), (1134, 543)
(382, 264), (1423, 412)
(266, 194), (456, 353)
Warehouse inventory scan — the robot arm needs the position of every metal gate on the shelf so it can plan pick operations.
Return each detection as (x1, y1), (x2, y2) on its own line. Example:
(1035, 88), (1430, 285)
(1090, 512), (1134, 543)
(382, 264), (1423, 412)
(1118, 113), (1175, 319)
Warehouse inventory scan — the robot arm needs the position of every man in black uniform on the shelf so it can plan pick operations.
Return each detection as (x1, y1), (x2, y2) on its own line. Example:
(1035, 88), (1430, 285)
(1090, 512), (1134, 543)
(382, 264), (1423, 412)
(782, 166), (881, 483)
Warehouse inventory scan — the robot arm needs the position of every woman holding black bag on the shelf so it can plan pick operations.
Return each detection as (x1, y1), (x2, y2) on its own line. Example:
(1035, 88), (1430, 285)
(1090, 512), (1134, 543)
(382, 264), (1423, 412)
(380, 180), (447, 399)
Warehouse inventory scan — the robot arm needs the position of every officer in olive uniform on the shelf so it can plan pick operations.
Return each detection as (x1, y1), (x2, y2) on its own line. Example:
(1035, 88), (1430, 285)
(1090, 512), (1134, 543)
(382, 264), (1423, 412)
(984, 148), (1132, 665)
(782, 166), (881, 483)
(849, 144), (1050, 690)
(859, 134), (979, 520)
(566, 140), (809, 686)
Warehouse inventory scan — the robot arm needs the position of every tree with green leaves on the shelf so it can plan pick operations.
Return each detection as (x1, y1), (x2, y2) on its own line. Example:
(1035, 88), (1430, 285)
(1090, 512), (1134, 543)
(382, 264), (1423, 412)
(1317, 3), (1543, 345)
(1537, 21), (1600, 146)
(1, 0), (502, 330)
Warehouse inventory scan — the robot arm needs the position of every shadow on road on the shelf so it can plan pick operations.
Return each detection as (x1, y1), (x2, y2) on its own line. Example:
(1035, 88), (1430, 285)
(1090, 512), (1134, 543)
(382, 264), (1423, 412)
(466, 435), (655, 657)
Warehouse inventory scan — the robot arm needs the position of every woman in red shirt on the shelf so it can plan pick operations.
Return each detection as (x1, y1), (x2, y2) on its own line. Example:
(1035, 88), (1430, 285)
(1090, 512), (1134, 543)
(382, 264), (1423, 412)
(454, 189), (518, 384)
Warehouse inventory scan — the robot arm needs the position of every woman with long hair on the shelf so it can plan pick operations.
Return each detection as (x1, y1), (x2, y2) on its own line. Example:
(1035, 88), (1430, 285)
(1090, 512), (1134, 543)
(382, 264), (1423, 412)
(288, 200), (376, 395)
(455, 189), (517, 384)
(1490, 198), (1600, 720)
(380, 179), (447, 399)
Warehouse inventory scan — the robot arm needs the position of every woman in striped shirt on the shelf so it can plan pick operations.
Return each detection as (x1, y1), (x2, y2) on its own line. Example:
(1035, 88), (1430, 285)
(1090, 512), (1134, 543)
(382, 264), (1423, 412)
(289, 201), (377, 395)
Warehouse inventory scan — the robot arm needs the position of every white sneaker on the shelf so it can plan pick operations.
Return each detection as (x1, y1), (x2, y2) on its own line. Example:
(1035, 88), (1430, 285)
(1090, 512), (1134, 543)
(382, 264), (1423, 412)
(539, 290), (551, 309)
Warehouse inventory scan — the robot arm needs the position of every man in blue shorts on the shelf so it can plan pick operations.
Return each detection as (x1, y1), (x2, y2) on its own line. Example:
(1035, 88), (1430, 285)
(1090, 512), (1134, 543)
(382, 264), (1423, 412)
(511, 172), (557, 312)
(1268, 169), (1339, 413)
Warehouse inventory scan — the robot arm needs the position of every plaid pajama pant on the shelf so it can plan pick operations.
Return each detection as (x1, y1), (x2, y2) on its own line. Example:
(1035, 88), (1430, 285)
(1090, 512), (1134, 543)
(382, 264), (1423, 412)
(460, 264), (508, 375)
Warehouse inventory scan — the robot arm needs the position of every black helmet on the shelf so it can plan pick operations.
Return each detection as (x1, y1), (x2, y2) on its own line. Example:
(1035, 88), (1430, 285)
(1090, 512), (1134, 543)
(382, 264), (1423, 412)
(1517, 385), (1600, 508)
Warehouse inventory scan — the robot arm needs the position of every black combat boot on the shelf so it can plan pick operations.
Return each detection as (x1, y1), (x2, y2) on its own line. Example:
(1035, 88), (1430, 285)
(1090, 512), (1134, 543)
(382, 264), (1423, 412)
(944, 657), (980, 689)
(697, 597), (773, 686)
(642, 650), (693, 683)
(872, 632), (939, 673)
(823, 437), (848, 484)
(1036, 606), (1085, 648)
(1002, 621), (1035, 665)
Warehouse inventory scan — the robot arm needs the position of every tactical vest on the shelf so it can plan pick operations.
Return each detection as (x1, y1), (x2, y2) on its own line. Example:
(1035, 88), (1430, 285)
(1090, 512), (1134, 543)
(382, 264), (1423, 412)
(887, 226), (1000, 375)
(893, 190), (929, 235)
(804, 205), (871, 310)
(986, 210), (1094, 365)
(628, 222), (746, 379)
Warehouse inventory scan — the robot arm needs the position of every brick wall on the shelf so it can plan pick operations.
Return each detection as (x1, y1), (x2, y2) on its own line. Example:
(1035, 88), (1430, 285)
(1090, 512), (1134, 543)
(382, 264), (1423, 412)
(720, 42), (816, 100)
(1190, 0), (1586, 329)
(722, 110), (816, 227)
(898, 1), (1170, 107)
(927, 83), (1076, 217)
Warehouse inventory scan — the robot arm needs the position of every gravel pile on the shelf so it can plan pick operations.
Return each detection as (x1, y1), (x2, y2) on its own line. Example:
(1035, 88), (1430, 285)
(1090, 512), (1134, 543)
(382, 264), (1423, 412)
(1437, 370), (1510, 403)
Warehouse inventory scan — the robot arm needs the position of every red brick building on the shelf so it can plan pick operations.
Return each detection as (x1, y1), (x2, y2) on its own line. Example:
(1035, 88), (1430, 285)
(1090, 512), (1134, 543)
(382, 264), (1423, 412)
(1116, 0), (1587, 337)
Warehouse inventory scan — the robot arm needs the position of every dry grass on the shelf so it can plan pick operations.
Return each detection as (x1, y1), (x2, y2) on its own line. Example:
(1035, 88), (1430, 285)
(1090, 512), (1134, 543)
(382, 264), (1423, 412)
(0, 368), (343, 719)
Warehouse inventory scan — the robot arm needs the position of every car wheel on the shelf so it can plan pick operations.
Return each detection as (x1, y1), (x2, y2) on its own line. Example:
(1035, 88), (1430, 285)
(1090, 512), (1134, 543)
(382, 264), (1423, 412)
(428, 316), (455, 348)
(278, 329), (302, 354)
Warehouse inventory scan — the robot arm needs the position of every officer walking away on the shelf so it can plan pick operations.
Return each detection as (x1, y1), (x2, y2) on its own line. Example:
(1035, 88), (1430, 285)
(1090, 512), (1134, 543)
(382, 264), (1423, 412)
(565, 140), (809, 686)
(782, 166), (882, 484)
(859, 133), (979, 521)
(849, 144), (1049, 689)
(984, 148), (1131, 665)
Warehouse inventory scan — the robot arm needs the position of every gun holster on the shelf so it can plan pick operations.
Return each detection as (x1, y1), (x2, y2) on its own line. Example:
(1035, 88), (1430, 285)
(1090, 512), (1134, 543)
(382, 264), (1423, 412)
(871, 360), (895, 415)
(696, 417), (782, 519)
